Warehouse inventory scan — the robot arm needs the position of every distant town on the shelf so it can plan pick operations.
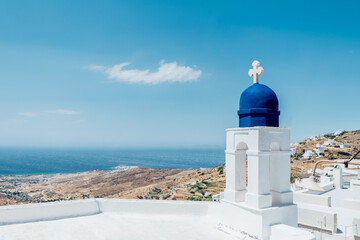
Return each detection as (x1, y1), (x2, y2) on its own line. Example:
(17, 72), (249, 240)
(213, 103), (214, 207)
(291, 129), (359, 161)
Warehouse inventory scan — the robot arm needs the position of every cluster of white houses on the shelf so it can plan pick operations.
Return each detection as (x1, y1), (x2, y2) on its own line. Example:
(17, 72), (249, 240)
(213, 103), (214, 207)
(291, 131), (350, 160)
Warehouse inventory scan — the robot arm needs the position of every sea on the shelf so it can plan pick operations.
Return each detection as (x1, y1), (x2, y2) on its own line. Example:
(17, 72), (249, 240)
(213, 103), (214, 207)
(0, 148), (225, 175)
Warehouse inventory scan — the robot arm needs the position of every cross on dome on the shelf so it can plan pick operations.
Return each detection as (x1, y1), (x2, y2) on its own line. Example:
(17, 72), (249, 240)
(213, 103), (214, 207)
(248, 60), (264, 84)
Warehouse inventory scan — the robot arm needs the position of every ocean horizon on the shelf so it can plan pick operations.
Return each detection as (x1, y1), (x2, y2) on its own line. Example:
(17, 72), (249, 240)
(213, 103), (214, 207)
(0, 148), (225, 175)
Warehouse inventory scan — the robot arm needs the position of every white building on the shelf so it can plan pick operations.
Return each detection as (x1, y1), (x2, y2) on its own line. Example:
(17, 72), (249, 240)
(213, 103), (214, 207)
(0, 61), (315, 240)
(314, 148), (322, 157)
(340, 143), (349, 148)
(295, 163), (360, 239)
(323, 139), (334, 146)
(334, 129), (345, 136)
(302, 150), (313, 159)
(309, 136), (318, 141)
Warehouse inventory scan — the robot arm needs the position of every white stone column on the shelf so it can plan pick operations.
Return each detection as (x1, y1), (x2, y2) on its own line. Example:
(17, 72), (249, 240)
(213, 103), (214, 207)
(269, 151), (293, 206)
(245, 151), (272, 209)
(224, 150), (247, 202)
(334, 166), (343, 189)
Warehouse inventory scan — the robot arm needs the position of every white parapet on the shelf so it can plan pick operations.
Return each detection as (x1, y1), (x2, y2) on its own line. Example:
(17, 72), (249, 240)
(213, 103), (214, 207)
(297, 203), (337, 233)
(0, 199), (100, 225)
(0, 199), (213, 226)
(293, 192), (331, 207)
(0, 199), (315, 240)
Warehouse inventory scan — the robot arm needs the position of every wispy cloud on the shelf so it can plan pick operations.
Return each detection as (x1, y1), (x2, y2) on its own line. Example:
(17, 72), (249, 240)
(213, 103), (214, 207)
(18, 109), (80, 117)
(88, 60), (202, 84)
(18, 112), (38, 117)
(45, 109), (80, 115)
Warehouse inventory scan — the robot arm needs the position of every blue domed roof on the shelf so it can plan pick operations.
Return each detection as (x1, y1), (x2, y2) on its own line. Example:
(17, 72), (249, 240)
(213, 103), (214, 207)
(238, 83), (280, 128)
(240, 84), (278, 110)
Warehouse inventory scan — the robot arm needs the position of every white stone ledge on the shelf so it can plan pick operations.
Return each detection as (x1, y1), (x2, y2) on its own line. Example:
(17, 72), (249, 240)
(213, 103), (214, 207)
(0, 199), (212, 226)
(297, 203), (337, 233)
(0, 199), (100, 225)
(294, 192), (331, 207)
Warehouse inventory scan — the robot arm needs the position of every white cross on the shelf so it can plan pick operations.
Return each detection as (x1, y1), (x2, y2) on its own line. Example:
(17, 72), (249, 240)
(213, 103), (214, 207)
(248, 60), (264, 84)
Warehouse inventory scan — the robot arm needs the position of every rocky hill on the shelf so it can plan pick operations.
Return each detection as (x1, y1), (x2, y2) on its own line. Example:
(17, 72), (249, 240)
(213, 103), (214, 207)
(0, 166), (225, 205)
(293, 130), (360, 160)
(290, 129), (360, 177)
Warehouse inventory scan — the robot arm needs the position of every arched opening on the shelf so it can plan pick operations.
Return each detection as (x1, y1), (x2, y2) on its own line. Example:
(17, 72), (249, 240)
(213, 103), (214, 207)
(224, 140), (248, 202)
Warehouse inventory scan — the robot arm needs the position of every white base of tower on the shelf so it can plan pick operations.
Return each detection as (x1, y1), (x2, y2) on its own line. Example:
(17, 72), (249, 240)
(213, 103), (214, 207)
(245, 192), (273, 209)
(218, 126), (315, 239)
(209, 200), (299, 240)
(271, 190), (293, 207)
(224, 189), (246, 202)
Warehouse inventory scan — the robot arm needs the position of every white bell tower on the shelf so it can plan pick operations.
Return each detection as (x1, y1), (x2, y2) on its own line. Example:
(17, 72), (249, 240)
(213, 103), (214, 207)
(224, 127), (293, 208)
(210, 61), (300, 240)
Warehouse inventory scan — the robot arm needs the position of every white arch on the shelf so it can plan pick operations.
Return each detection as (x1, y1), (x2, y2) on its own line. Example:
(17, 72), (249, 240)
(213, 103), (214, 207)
(236, 142), (248, 151)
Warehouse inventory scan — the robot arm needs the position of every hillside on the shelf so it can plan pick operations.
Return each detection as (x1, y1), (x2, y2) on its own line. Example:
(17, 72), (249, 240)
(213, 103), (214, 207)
(0, 129), (359, 206)
(290, 129), (360, 176)
(293, 130), (360, 160)
(0, 166), (225, 205)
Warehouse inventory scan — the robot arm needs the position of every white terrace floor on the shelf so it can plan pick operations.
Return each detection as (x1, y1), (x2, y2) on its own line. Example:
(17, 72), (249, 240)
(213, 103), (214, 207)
(0, 199), (238, 240)
(0, 212), (239, 240)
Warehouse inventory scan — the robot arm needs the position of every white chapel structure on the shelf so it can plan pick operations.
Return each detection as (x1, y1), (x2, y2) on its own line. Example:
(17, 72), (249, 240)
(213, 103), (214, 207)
(0, 61), (315, 240)
(211, 60), (304, 239)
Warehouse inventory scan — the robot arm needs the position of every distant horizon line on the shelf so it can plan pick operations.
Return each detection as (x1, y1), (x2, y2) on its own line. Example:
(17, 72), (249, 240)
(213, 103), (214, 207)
(0, 146), (226, 150)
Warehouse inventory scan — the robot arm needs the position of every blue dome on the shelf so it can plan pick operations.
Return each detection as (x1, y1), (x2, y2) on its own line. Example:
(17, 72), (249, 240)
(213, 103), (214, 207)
(238, 84), (280, 127)
(240, 84), (279, 110)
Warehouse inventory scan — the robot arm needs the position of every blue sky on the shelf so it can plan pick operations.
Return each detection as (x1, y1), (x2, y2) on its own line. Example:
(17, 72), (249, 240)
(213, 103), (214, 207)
(0, 0), (359, 148)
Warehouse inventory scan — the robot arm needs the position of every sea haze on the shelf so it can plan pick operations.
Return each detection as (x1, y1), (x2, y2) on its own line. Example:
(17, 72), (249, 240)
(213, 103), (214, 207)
(0, 148), (225, 175)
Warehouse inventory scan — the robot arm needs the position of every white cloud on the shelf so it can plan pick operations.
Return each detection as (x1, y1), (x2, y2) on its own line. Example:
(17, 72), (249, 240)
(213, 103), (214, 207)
(89, 60), (202, 84)
(18, 112), (38, 117)
(46, 109), (80, 115)
(87, 65), (106, 71)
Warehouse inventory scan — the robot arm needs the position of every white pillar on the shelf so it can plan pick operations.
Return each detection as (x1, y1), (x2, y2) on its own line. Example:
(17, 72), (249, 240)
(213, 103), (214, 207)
(224, 150), (246, 202)
(245, 151), (272, 209)
(269, 151), (293, 206)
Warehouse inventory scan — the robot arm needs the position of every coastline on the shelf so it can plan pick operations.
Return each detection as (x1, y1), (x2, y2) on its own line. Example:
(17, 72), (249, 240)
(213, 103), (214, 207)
(0, 148), (224, 176)
(0, 166), (226, 206)
(0, 165), (140, 176)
